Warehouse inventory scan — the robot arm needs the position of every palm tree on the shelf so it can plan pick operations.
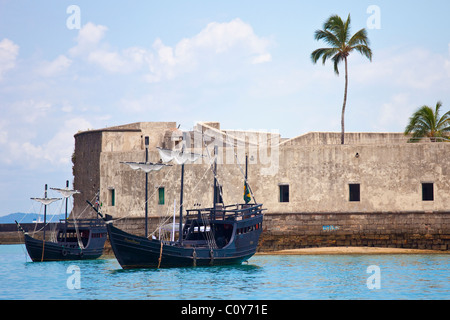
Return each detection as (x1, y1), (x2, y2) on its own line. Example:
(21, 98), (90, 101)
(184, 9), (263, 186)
(404, 101), (450, 142)
(311, 14), (372, 144)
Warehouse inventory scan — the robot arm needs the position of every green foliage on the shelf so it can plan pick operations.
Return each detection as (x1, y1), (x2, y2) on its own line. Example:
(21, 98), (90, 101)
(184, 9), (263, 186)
(404, 101), (450, 142)
(311, 14), (372, 75)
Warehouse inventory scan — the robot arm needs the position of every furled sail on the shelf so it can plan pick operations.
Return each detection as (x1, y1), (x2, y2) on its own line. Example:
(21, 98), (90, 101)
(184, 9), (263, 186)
(121, 162), (169, 173)
(50, 188), (80, 199)
(157, 147), (202, 165)
(31, 197), (61, 206)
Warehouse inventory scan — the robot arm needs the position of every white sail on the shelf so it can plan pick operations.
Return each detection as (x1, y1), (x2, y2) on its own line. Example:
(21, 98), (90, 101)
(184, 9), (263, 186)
(157, 147), (202, 165)
(50, 187), (80, 198)
(121, 162), (168, 173)
(157, 148), (179, 163)
(31, 197), (61, 206)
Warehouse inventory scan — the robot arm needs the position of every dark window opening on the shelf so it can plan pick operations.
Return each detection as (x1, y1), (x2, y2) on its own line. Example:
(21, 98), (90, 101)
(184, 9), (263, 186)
(422, 183), (434, 201)
(279, 185), (289, 203)
(349, 184), (360, 202)
(158, 187), (165, 205)
(109, 189), (115, 206)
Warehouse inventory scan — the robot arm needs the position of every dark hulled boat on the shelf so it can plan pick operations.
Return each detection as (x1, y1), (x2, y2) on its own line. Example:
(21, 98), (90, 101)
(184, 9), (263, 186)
(107, 203), (263, 269)
(105, 136), (264, 269)
(16, 182), (107, 262)
(19, 219), (107, 262)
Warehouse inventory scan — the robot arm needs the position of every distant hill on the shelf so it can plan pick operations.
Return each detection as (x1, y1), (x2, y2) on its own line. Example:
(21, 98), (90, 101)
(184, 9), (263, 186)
(0, 213), (66, 224)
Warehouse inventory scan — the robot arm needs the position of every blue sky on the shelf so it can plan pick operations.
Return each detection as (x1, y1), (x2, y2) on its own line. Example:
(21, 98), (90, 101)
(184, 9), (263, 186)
(0, 0), (449, 215)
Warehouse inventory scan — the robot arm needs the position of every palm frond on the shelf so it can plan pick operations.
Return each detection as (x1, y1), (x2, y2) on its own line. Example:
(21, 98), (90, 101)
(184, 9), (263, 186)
(314, 29), (341, 48)
(312, 13), (371, 73)
(437, 111), (450, 130)
(404, 102), (450, 142)
(348, 28), (370, 47)
(351, 45), (373, 61)
(342, 14), (351, 43)
(332, 53), (345, 75)
(311, 48), (339, 65)
(324, 15), (344, 32)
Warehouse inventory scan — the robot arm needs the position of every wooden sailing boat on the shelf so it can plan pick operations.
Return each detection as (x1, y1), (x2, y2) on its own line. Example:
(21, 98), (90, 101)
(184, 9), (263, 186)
(16, 181), (107, 262)
(104, 135), (264, 269)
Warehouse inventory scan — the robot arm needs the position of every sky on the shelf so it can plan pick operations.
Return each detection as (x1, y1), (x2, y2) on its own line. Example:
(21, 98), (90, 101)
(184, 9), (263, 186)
(0, 0), (449, 215)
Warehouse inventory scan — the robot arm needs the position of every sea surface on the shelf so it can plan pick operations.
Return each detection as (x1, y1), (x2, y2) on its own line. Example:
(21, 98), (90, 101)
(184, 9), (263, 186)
(0, 244), (448, 300)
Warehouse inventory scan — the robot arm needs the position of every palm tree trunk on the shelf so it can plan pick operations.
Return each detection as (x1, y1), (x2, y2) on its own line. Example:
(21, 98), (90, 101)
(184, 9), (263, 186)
(341, 57), (348, 145)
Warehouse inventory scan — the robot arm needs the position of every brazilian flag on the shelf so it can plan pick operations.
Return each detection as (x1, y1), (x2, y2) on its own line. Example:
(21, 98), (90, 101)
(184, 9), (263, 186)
(243, 181), (251, 204)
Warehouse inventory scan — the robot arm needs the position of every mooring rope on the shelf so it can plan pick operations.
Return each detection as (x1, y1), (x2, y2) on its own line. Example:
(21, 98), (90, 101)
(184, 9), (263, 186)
(157, 241), (163, 268)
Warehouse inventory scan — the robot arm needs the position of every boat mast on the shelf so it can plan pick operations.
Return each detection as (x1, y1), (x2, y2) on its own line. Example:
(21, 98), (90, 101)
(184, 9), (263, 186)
(213, 145), (218, 211)
(178, 132), (186, 245)
(145, 136), (149, 238)
(43, 184), (48, 242)
(245, 154), (248, 181)
(64, 180), (69, 244)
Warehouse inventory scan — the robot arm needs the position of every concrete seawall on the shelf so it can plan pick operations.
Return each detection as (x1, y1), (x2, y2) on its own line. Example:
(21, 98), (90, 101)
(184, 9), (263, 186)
(2, 211), (449, 252)
(0, 223), (54, 244)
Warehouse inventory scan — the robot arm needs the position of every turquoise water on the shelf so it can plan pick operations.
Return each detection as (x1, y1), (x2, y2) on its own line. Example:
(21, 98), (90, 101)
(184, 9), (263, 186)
(0, 244), (448, 300)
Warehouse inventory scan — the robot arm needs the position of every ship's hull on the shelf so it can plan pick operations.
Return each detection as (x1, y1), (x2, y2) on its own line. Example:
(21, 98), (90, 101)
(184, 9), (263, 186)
(22, 221), (107, 262)
(107, 212), (263, 269)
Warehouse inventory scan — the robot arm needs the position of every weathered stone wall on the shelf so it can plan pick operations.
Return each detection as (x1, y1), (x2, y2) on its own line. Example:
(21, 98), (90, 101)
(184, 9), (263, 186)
(72, 130), (102, 217)
(259, 212), (450, 251)
(97, 141), (450, 218)
(0, 223), (60, 244)
(73, 122), (450, 220)
(260, 142), (450, 214)
(282, 132), (408, 146)
(73, 122), (178, 219)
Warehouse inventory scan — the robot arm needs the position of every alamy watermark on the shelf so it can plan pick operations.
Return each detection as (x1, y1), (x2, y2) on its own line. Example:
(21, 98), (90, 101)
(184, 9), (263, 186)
(366, 265), (381, 290)
(67, 265), (81, 290)
(171, 128), (280, 176)
(367, 5), (381, 30)
(66, 5), (81, 30)
(66, 4), (381, 31)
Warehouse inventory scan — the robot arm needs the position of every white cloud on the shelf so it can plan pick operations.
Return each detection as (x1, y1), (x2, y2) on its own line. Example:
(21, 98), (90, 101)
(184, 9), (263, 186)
(69, 22), (108, 57)
(183, 18), (271, 56)
(35, 55), (72, 77)
(147, 18), (272, 81)
(69, 22), (152, 74)
(10, 99), (53, 124)
(445, 43), (450, 76)
(41, 117), (92, 165)
(1, 116), (93, 167)
(377, 93), (412, 130)
(251, 53), (272, 64)
(87, 47), (149, 74)
(0, 121), (8, 145)
(0, 38), (19, 80)
(68, 19), (272, 79)
(352, 45), (450, 91)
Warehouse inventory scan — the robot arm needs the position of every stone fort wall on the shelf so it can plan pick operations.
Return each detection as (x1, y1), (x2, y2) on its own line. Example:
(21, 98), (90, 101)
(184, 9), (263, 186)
(67, 121), (450, 251)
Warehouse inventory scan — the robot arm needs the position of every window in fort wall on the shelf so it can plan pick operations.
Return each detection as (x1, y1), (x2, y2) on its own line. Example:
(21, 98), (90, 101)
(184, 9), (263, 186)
(422, 183), (434, 201)
(349, 183), (360, 202)
(279, 184), (289, 203)
(109, 188), (115, 206)
(158, 187), (165, 205)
